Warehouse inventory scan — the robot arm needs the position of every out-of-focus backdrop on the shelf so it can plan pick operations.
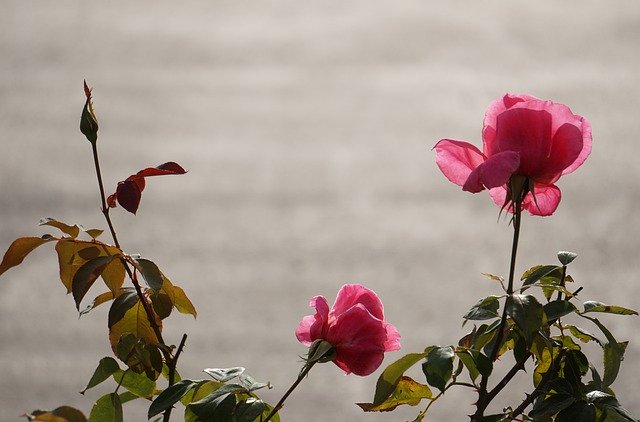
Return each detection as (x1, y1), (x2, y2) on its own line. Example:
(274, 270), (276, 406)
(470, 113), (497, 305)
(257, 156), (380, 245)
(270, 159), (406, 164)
(1, 1), (639, 420)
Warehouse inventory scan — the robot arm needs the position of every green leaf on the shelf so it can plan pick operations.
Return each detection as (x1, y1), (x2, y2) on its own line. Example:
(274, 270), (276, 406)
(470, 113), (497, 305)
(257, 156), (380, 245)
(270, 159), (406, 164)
(521, 265), (562, 288)
(134, 258), (164, 291)
(588, 318), (626, 388)
(358, 376), (432, 412)
(151, 292), (173, 319)
(188, 384), (243, 420)
(529, 394), (576, 418)
(72, 255), (117, 310)
(456, 349), (492, 382)
(234, 398), (267, 422)
(148, 380), (197, 418)
(0, 236), (55, 277)
(81, 357), (121, 394)
(88, 393), (122, 422)
(203, 367), (246, 383)
(372, 351), (429, 405)
(422, 346), (454, 392)
(557, 251), (578, 265)
(474, 320), (501, 352)
(463, 296), (500, 321)
(39, 218), (81, 238)
(112, 369), (156, 398)
(506, 294), (543, 343)
(556, 401), (596, 422)
(603, 342), (625, 388)
(582, 301), (638, 316)
(587, 392), (638, 421)
(565, 324), (601, 345)
(238, 373), (270, 392)
(544, 300), (577, 320)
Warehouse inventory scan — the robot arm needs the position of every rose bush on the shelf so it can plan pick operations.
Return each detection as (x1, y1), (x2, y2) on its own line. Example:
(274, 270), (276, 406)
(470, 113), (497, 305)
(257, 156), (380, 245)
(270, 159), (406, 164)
(295, 284), (401, 376)
(434, 93), (592, 215)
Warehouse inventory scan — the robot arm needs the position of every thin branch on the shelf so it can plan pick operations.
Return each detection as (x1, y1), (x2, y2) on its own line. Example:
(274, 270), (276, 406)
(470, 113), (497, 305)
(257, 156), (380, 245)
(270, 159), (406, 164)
(263, 361), (316, 422)
(484, 352), (531, 406)
(163, 334), (188, 422)
(510, 349), (566, 419)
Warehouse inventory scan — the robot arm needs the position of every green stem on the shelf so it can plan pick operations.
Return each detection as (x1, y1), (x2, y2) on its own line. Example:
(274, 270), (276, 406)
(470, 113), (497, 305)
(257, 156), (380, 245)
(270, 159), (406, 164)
(473, 197), (523, 420)
(263, 361), (316, 422)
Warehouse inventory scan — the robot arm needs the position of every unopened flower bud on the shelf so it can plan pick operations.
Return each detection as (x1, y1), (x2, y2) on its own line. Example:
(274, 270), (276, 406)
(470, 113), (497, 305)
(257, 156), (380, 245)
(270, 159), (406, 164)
(80, 80), (99, 144)
(307, 339), (336, 364)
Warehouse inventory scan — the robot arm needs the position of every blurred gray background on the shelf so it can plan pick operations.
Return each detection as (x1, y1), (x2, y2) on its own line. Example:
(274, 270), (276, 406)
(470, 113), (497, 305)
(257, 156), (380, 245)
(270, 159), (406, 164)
(1, 1), (639, 420)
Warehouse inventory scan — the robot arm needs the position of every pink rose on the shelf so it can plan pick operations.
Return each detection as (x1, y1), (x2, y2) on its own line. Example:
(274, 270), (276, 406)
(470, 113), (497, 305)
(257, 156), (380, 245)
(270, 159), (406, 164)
(295, 284), (401, 376)
(434, 93), (592, 216)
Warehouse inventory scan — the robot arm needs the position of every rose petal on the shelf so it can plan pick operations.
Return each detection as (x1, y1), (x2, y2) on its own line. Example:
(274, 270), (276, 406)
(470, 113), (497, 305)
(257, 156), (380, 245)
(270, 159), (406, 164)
(523, 183), (562, 216)
(383, 322), (401, 352)
(482, 93), (541, 152)
(489, 183), (561, 216)
(327, 304), (388, 376)
(560, 116), (592, 176)
(536, 122), (585, 183)
(492, 108), (553, 177)
(463, 151), (520, 192)
(295, 295), (330, 345)
(434, 139), (486, 187)
(331, 284), (384, 321)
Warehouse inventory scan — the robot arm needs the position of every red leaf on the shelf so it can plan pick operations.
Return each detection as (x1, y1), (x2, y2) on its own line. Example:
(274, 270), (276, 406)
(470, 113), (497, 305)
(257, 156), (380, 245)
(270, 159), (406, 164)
(108, 162), (186, 214)
(115, 180), (142, 214)
(136, 162), (187, 178)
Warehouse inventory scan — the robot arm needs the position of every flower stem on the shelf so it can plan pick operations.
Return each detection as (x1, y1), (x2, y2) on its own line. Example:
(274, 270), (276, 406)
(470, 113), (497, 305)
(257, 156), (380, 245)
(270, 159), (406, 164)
(263, 361), (316, 422)
(89, 141), (166, 347)
(473, 196), (523, 420)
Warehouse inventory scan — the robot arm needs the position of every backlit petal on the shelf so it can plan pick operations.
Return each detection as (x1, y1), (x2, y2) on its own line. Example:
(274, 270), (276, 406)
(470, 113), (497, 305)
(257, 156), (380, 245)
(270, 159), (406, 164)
(523, 183), (561, 216)
(295, 295), (330, 345)
(332, 284), (384, 320)
(463, 151), (520, 192)
(493, 108), (552, 177)
(434, 139), (486, 187)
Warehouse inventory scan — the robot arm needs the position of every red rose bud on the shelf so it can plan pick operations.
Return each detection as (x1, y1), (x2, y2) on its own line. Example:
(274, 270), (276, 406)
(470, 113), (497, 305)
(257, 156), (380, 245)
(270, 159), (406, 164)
(80, 80), (99, 143)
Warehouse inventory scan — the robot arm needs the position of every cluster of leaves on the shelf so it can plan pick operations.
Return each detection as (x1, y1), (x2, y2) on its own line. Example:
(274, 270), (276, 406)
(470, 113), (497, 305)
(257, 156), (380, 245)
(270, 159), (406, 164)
(148, 367), (277, 422)
(361, 252), (638, 421)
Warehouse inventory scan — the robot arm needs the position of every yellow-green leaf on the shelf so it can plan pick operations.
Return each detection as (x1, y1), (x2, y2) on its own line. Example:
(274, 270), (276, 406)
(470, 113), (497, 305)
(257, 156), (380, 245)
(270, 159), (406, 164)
(88, 393), (122, 422)
(358, 376), (432, 412)
(160, 276), (196, 317)
(72, 255), (117, 310)
(23, 406), (87, 422)
(112, 369), (156, 398)
(79, 291), (115, 316)
(56, 240), (123, 293)
(0, 236), (55, 277)
(83, 228), (104, 239)
(173, 285), (197, 317)
(39, 218), (80, 238)
(108, 297), (161, 354)
(101, 258), (125, 294)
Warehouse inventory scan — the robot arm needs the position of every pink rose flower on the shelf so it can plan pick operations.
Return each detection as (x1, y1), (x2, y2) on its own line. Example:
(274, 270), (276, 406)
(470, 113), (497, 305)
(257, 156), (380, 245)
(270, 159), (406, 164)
(434, 93), (592, 216)
(295, 284), (401, 376)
